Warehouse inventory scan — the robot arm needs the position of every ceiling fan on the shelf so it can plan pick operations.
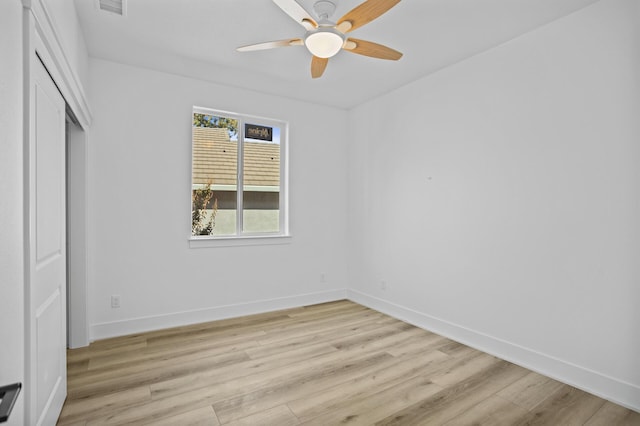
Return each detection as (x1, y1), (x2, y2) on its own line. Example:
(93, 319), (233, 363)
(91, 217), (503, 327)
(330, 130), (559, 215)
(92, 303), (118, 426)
(237, 0), (403, 78)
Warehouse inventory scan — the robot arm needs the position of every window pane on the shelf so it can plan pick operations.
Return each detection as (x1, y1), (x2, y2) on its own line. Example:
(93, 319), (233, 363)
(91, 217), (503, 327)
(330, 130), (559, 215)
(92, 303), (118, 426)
(242, 124), (280, 233)
(192, 113), (238, 236)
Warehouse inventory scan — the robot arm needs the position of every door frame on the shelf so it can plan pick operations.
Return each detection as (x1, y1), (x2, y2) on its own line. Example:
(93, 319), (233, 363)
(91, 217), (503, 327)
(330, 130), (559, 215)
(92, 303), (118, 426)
(66, 115), (89, 349)
(23, 0), (92, 422)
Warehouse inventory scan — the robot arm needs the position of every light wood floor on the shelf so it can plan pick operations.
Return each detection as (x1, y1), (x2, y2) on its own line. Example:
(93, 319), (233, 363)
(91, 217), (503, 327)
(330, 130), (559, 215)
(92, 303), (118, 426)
(58, 300), (639, 425)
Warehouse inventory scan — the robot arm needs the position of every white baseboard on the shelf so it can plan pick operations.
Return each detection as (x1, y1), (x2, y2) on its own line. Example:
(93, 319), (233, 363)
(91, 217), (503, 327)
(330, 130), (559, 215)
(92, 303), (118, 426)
(90, 289), (348, 341)
(347, 289), (640, 413)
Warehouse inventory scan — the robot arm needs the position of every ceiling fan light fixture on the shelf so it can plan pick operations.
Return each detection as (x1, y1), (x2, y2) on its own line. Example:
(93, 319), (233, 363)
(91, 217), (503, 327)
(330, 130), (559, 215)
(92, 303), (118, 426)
(238, 0), (403, 78)
(305, 28), (344, 58)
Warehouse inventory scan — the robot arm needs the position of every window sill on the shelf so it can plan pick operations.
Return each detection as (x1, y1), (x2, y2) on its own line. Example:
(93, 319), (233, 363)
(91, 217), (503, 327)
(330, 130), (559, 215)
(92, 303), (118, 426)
(188, 234), (292, 248)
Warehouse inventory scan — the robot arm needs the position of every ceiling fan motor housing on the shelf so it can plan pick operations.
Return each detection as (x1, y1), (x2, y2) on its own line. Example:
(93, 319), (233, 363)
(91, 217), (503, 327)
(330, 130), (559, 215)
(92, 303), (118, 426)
(313, 0), (337, 20)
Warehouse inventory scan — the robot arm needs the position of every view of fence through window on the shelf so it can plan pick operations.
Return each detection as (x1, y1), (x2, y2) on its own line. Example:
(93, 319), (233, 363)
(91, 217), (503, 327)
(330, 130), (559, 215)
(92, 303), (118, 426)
(191, 110), (283, 237)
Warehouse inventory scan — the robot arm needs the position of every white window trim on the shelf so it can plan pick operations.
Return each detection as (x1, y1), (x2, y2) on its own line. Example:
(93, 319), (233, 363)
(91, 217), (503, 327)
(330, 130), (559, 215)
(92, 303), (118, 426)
(189, 107), (290, 245)
(189, 234), (292, 248)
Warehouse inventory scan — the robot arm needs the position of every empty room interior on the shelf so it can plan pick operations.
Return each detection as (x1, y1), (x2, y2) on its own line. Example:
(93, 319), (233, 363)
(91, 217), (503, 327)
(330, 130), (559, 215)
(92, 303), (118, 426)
(1, 0), (639, 424)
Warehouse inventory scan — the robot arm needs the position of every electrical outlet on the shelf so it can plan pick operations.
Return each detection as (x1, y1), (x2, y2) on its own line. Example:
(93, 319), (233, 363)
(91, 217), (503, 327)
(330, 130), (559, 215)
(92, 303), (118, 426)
(380, 280), (387, 291)
(111, 295), (121, 308)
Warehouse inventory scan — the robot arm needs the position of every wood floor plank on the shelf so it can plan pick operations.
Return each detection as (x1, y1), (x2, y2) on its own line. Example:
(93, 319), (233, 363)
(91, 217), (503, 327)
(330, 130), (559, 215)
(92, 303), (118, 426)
(80, 334), (147, 352)
(149, 342), (340, 400)
(142, 405), (220, 426)
(254, 312), (394, 347)
(77, 339), (250, 380)
(288, 349), (451, 421)
(212, 351), (395, 423)
(513, 384), (607, 425)
(271, 302), (369, 325)
(375, 360), (529, 425)
(287, 300), (366, 318)
(69, 349), (250, 399)
(258, 307), (388, 336)
(437, 340), (482, 358)
(496, 370), (565, 410)
(429, 351), (502, 387)
(136, 307), (308, 348)
(328, 322), (420, 352)
(299, 375), (443, 425)
(67, 340), (147, 365)
(143, 314), (291, 348)
(57, 386), (151, 425)
(57, 421), (86, 426)
(441, 395), (529, 426)
(585, 401), (640, 426)
(224, 405), (299, 426)
(60, 300), (639, 426)
(86, 334), (259, 371)
(66, 345), (91, 363)
(246, 314), (393, 359)
(385, 332), (448, 357)
(83, 385), (225, 425)
(148, 307), (300, 337)
(67, 358), (90, 377)
(255, 308), (383, 340)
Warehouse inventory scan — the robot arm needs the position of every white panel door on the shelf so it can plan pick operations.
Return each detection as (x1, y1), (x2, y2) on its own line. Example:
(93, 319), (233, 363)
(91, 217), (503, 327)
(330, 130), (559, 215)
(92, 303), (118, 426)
(27, 57), (67, 426)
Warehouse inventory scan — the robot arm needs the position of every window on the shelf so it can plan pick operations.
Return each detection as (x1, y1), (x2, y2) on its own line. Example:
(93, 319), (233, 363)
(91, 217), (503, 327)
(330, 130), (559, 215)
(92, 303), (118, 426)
(191, 107), (288, 240)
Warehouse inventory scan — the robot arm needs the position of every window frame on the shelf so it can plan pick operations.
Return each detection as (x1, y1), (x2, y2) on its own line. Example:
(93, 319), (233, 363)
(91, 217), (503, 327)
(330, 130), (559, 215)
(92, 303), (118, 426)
(189, 106), (290, 247)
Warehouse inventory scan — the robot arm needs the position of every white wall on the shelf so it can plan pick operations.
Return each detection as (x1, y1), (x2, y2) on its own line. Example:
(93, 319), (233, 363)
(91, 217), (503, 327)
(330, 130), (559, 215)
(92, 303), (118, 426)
(348, 0), (639, 411)
(87, 59), (349, 339)
(0, 1), (25, 424)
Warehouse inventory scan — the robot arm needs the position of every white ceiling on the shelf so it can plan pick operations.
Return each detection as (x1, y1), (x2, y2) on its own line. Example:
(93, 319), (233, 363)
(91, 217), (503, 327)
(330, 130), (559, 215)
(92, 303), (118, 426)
(74, 0), (599, 109)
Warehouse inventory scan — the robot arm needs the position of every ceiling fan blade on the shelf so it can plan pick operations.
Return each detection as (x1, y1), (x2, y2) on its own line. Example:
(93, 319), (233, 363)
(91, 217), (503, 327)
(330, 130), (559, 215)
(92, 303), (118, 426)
(273, 0), (318, 31)
(344, 38), (402, 60)
(336, 0), (400, 33)
(237, 38), (303, 52)
(311, 56), (329, 78)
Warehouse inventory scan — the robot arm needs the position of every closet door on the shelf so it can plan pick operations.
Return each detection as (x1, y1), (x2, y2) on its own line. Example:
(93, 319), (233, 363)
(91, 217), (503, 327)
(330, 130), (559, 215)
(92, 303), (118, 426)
(26, 56), (67, 426)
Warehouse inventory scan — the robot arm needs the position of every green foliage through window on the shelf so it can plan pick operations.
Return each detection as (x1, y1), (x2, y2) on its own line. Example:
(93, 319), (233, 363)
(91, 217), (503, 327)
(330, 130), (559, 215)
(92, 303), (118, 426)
(192, 181), (218, 236)
(193, 113), (238, 138)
